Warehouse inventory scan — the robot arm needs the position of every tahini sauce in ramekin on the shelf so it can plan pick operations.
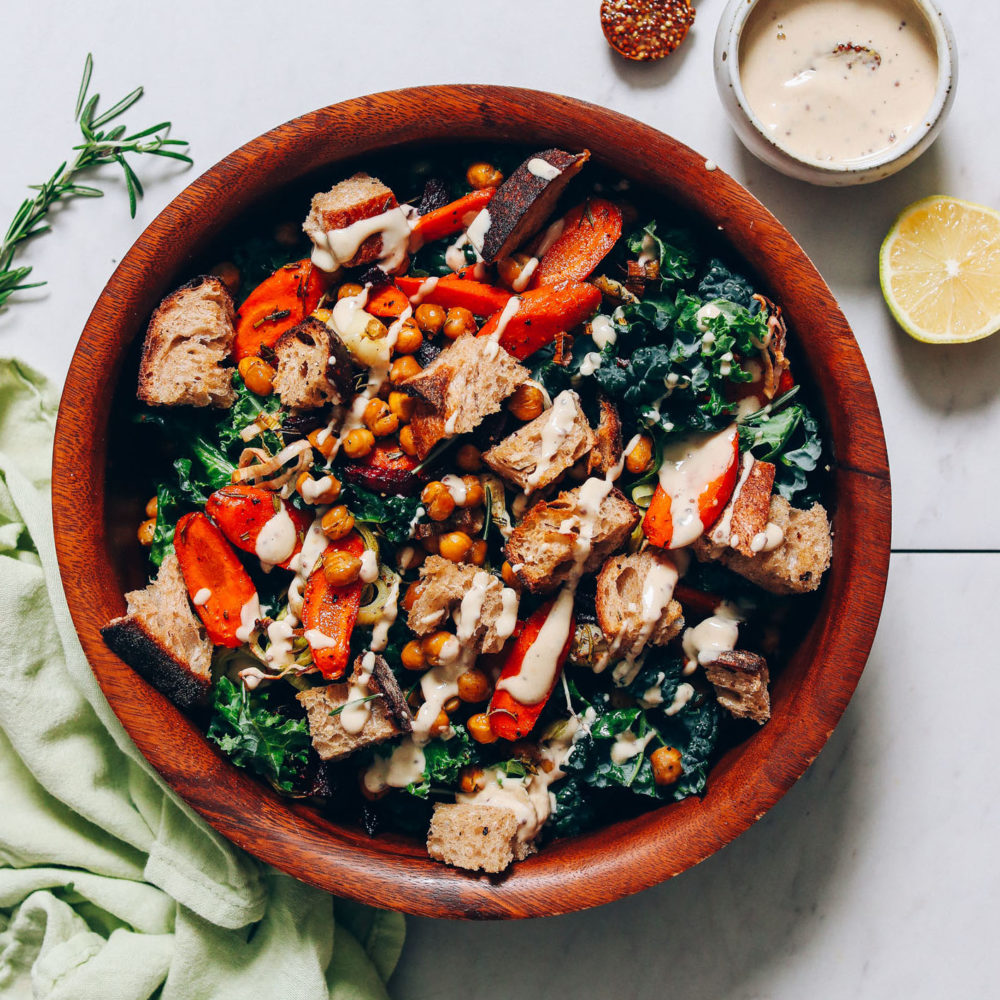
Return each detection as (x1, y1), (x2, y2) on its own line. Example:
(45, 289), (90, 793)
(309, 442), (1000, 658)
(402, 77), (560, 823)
(739, 0), (938, 165)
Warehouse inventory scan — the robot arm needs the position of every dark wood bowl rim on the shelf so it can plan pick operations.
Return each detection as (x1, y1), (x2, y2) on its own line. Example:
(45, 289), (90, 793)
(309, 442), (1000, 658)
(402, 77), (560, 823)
(51, 85), (891, 920)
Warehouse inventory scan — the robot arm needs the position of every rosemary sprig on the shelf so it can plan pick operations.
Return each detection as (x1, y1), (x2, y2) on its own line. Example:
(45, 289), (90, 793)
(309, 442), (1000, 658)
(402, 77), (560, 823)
(0, 53), (192, 313)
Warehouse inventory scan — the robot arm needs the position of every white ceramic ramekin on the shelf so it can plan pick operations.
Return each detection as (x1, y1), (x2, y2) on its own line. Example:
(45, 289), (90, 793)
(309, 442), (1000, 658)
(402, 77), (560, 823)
(713, 0), (958, 185)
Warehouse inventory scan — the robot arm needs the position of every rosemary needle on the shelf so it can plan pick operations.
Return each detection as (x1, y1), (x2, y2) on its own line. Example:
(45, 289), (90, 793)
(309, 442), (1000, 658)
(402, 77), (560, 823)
(0, 53), (192, 313)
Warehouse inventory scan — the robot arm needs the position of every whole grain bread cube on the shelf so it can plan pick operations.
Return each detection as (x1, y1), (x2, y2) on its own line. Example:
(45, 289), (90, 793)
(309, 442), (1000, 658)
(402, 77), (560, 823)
(705, 649), (771, 724)
(273, 318), (339, 410)
(302, 173), (398, 270)
(704, 456), (776, 557)
(468, 149), (590, 263)
(588, 396), (623, 476)
(483, 390), (596, 494)
(101, 553), (212, 709)
(595, 549), (684, 648)
(297, 654), (410, 761)
(505, 485), (640, 594)
(407, 556), (514, 653)
(136, 275), (236, 408)
(426, 803), (522, 874)
(693, 495), (832, 595)
(402, 335), (530, 459)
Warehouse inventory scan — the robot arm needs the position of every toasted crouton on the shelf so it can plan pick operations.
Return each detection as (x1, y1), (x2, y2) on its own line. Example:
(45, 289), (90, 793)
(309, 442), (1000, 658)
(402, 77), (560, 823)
(297, 655), (410, 762)
(705, 456), (776, 556)
(273, 319), (338, 410)
(705, 650), (771, 724)
(483, 390), (596, 494)
(693, 495), (833, 595)
(505, 485), (640, 594)
(136, 276), (236, 408)
(407, 557), (515, 653)
(595, 549), (684, 649)
(402, 335), (529, 459)
(426, 803), (524, 874)
(101, 553), (212, 710)
(588, 397), (623, 476)
(302, 173), (398, 270)
(468, 149), (590, 263)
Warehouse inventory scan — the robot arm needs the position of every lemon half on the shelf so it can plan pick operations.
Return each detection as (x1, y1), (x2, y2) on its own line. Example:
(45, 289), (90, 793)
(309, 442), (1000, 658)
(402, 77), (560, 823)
(879, 195), (1000, 344)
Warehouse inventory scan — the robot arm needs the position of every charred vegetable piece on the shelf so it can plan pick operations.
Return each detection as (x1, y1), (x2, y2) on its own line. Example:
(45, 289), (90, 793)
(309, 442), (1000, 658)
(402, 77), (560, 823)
(395, 275), (512, 317)
(488, 600), (574, 741)
(468, 149), (590, 263)
(173, 512), (258, 649)
(365, 283), (411, 318)
(409, 188), (496, 250)
(600, 0), (696, 62)
(205, 485), (312, 569)
(478, 279), (602, 360)
(301, 532), (365, 679)
(341, 443), (424, 496)
(234, 260), (325, 361)
(534, 198), (623, 286)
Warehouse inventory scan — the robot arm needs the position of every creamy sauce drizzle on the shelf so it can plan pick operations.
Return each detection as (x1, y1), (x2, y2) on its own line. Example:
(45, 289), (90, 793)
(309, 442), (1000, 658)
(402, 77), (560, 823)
(682, 603), (742, 674)
(527, 157), (563, 180)
(310, 204), (414, 274)
(255, 505), (298, 568)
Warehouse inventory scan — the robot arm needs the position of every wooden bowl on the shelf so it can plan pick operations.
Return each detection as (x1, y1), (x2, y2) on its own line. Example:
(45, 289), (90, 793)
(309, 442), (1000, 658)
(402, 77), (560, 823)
(52, 86), (891, 920)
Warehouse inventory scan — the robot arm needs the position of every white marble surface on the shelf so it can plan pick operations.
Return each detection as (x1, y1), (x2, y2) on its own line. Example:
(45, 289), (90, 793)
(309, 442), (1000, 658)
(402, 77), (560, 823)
(1, 2), (997, 997)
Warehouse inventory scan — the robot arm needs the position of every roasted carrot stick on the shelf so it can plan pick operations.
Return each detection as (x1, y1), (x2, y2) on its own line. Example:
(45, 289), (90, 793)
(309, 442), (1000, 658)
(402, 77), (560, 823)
(487, 600), (574, 741)
(234, 260), (326, 361)
(205, 486), (311, 569)
(409, 188), (495, 249)
(173, 512), (259, 648)
(365, 283), (410, 318)
(533, 198), (623, 286)
(478, 279), (602, 360)
(394, 275), (513, 316)
(301, 532), (365, 679)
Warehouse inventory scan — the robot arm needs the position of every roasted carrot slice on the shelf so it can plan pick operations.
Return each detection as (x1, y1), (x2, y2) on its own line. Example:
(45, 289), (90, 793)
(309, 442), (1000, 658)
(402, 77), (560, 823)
(487, 600), (574, 741)
(365, 283), (410, 318)
(395, 275), (512, 316)
(301, 532), (365, 679)
(173, 512), (259, 649)
(409, 188), (495, 249)
(478, 279), (602, 360)
(533, 198), (623, 286)
(234, 260), (326, 361)
(341, 442), (423, 495)
(643, 428), (740, 549)
(205, 485), (312, 569)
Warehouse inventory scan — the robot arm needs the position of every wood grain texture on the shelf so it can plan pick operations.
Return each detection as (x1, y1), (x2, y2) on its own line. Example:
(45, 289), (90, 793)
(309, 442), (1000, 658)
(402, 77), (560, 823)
(51, 87), (891, 920)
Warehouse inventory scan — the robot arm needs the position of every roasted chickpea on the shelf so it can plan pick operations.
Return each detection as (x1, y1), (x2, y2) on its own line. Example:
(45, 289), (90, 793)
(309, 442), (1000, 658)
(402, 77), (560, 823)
(389, 391), (415, 421)
(401, 581), (423, 612)
(422, 631), (457, 667)
(393, 317), (423, 355)
(459, 766), (486, 794)
(651, 745), (683, 787)
(625, 434), (654, 475)
(455, 443), (482, 472)
(421, 481), (456, 521)
(429, 710), (452, 737)
(443, 695), (461, 714)
(210, 260), (240, 296)
(469, 539), (488, 566)
(137, 518), (157, 547)
(307, 427), (335, 459)
(296, 471), (341, 505)
(145, 495), (158, 519)
(401, 639), (426, 671)
(237, 356), (275, 396)
(323, 549), (362, 586)
(442, 306), (477, 341)
(438, 531), (473, 563)
(398, 424), (418, 457)
(414, 303), (446, 336)
(467, 712), (498, 744)
(363, 398), (398, 437)
(466, 162), (503, 189)
(342, 427), (375, 459)
(457, 668), (491, 703)
(501, 561), (519, 587)
(363, 316), (389, 342)
(496, 252), (533, 291)
(506, 383), (544, 421)
(390, 356), (422, 384)
(321, 505), (355, 541)
(337, 282), (364, 301)
(459, 475), (485, 508)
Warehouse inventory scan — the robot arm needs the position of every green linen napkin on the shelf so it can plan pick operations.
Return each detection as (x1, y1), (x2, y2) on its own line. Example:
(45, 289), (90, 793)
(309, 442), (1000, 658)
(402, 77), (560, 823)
(0, 358), (405, 1000)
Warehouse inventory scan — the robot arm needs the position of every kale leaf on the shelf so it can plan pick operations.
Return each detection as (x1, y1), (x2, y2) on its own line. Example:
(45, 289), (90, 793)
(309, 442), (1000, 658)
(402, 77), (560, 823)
(402, 726), (478, 798)
(626, 221), (699, 290)
(341, 482), (423, 545)
(697, 257), (758, 309)
(149, 481), (180, 567)
(548, 778), (598, 838)
(207, 676), (311, 792)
